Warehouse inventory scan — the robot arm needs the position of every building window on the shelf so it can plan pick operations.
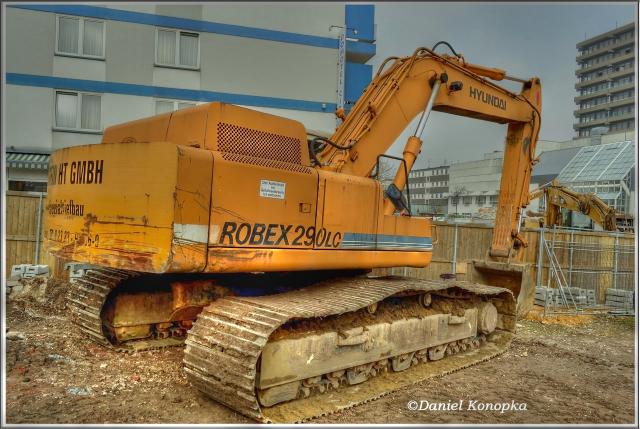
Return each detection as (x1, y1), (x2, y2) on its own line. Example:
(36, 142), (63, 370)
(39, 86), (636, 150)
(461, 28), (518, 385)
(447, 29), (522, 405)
(8, 180), (47, 192)
(463, 196), (473, 205)
(490, 195), (499, 206)
(54, 90), (101, 131)
(156, 28), (200, 69)
(56, 15), (105, 58)
(476, 196), (486, 205)
(155, 99), (197, 115)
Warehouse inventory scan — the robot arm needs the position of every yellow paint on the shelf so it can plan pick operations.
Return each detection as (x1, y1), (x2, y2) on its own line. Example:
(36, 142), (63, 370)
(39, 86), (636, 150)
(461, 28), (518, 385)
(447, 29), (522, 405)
(44, 48), (543, 277)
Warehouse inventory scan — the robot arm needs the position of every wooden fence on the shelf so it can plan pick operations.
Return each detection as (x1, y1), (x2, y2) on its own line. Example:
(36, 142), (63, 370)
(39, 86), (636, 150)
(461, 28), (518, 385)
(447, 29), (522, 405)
(6, 191), (45, 277)
(382, 221), (635, 304)
(5, 193), (636, 302)
(5, 191), (66, 278)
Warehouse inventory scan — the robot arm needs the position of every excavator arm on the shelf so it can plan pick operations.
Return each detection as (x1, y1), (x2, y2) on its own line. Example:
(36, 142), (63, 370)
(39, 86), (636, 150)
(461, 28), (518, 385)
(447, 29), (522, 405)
(529, 180), (622, 231)
(314, 46), (542, 260)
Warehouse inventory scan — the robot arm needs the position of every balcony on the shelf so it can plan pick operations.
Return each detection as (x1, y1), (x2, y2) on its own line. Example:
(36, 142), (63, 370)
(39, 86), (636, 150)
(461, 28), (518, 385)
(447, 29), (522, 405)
(574, 117), (609, 130)
(574, 87), (610, 103)
(612, 51), (635, 64)
(576, 52), (635, 75)
(573, 112), (634, 130)
(575, 98), (634, 116)
(609, 81), (635, 93)
(575, 68), (635, 89)
(608, 112), (635, 123)
(605, 67), (635, 81)
(574, 105), (608, 116)
(606, 96), (635, 110)
(576, 62), (609, 76)
(575, 74), (609, 89)
(576, 38), (634, 62)
(574, 81), (634, 103)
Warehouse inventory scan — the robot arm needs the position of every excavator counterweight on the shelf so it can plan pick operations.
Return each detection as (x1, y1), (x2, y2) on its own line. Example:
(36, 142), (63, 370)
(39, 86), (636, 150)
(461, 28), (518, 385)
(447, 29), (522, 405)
(44, 45), (541, 422)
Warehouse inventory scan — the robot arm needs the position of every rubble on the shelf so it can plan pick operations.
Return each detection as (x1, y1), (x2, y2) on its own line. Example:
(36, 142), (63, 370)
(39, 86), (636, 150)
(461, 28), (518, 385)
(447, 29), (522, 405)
(67, 387), (92, 396)
(3, 275), (635, 424)
(7, 331), (25, 341)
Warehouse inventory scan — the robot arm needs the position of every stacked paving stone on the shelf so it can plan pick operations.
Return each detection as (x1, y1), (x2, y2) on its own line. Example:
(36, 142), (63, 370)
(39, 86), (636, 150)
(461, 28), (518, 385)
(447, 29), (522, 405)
(535, 287), (596, 307)
(605, 289), (635, 315)
(535, 287), (556, 307)
(563, 287), (596, 306)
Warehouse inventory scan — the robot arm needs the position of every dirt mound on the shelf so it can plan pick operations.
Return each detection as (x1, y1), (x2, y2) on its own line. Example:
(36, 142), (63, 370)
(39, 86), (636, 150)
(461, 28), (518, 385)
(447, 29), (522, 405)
(524, 307), (594, 326)
(7, 276), (71, 315)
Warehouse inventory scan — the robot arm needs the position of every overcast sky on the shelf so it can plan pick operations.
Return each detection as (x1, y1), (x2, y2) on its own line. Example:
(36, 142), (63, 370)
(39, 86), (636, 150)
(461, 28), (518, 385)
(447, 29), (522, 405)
(370, 2), (636, 167)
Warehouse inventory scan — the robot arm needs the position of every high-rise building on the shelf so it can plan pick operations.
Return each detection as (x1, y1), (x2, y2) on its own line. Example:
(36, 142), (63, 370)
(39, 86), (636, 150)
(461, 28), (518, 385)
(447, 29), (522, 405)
(574, 22), (635, 138)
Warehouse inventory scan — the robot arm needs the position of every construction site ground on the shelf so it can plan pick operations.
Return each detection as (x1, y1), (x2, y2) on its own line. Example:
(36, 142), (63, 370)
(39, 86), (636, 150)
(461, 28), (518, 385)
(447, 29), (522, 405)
(4, 278), (636, 424)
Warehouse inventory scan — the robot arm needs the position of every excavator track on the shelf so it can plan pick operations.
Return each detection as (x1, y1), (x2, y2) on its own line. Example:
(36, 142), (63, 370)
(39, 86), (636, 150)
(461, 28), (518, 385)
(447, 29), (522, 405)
(66, 268), (184, 352)
(183, 275), (516, 423)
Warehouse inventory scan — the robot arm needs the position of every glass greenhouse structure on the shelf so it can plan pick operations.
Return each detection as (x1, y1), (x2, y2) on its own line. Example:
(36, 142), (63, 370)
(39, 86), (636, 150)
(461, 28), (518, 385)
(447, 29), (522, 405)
(557, 140), (635, 213)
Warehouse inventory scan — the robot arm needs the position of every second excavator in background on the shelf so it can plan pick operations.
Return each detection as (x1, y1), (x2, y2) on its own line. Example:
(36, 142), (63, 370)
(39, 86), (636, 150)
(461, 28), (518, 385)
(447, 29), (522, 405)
(527, 180), (634, 233)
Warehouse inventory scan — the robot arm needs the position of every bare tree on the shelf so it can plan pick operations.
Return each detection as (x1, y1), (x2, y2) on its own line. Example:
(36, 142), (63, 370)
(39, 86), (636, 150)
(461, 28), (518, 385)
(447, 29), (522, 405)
(451, 185), (468, 216)
(376, 158), (396, 182)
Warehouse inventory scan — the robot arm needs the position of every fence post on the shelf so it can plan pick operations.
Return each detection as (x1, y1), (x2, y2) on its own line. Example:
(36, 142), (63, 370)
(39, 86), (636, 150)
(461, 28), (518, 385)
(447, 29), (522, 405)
(451, 223), (458, 274)
(613, 234), (619, 290)
(546, 225), (557, 288)
(34, 192), (44, 264)
(568, 230), (574, 288)
(536, 227), (544, 288)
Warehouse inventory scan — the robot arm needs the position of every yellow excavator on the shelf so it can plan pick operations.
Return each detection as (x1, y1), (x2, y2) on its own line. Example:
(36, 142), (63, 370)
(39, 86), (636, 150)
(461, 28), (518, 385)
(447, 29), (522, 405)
(526, 180), (634, 232)
(43, 44), (541, 422)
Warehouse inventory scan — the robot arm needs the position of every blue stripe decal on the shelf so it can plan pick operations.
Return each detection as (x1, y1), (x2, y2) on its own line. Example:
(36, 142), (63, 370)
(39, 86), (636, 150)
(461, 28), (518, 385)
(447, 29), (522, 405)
(340, 233), (433, 251)
(11, 4), (339, 49)
(6, 73), (337, 113)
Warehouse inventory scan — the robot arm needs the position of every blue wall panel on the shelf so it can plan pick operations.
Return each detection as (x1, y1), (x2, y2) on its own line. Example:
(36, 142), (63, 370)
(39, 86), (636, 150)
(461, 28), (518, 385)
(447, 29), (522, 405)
(345, 5), (375, 42)
(345, 62), (373, 112)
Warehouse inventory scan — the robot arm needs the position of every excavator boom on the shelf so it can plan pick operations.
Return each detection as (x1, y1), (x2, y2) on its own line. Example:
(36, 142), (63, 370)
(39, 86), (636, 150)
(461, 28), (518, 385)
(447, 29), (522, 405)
(316, 47), (541, 259)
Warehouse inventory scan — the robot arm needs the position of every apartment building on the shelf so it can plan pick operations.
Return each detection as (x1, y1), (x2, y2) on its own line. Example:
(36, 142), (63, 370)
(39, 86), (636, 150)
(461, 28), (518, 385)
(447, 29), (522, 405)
(447, 151), (503, 218)
(574, 22), (635, 137)
(407, 165), (450, 215)
(5, 3), (376, 191)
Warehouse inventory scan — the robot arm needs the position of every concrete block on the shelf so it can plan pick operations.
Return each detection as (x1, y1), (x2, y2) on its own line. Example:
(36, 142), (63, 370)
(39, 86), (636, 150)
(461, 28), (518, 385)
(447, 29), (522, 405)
(65, 262), (94, 280)
(23, 265), (49, 278)
(10, 264), (29, 280)
(606, 289), (634, 298)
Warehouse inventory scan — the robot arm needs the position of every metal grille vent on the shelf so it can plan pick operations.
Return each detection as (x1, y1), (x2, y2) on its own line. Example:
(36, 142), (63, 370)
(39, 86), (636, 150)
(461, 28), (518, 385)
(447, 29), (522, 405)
(221, 152), (313, 174)
(217, 122), (303, 164)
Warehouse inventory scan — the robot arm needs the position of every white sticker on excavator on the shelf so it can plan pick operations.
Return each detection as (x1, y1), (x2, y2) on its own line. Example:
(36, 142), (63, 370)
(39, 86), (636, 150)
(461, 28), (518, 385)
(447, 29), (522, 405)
(260, 180), (285, 200)
(173, 223), (209, 244)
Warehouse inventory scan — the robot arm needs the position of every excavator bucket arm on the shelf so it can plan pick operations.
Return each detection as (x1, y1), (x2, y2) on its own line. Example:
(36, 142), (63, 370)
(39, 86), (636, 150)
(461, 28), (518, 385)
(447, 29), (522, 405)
(315, 47), (542, 315)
